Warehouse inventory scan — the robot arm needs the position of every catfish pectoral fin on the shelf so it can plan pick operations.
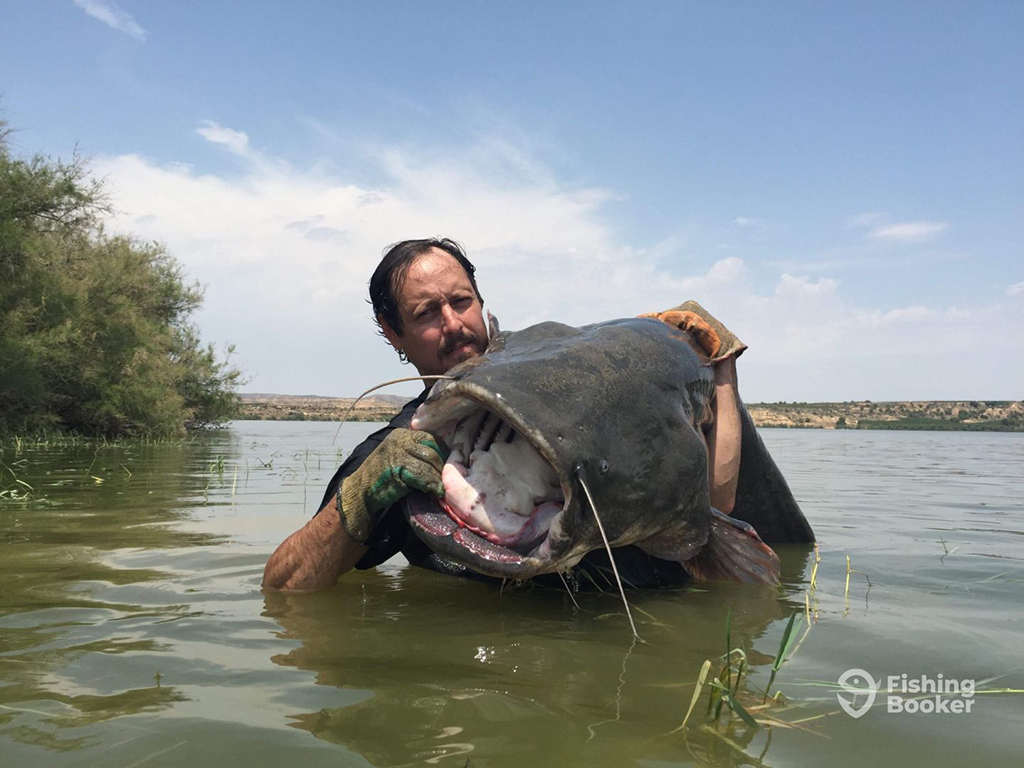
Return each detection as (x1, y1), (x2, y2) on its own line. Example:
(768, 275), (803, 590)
(679, 509), (780, 585)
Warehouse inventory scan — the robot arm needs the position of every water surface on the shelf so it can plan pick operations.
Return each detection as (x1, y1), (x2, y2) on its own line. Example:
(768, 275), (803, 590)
(1, 423), (1021, 766)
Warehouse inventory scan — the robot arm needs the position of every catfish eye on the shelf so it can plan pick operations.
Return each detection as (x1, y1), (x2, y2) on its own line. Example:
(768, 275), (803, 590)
(599, 460), (610, 474)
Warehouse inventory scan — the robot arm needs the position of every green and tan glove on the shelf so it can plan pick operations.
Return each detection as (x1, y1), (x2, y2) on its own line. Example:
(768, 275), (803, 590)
(337, 429), (447, 544)
(638, 300), (747, 362)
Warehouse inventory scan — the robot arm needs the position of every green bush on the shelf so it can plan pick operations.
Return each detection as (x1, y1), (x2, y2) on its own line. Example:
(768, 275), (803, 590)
(0, 122), (243, 436)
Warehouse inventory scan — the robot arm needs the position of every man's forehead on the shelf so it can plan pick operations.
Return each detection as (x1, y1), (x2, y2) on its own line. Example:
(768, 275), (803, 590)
(398, 250), (472, 304)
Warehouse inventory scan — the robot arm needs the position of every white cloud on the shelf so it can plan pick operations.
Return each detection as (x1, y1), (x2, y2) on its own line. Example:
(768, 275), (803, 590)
(733, 216), (763, 227)
(196, 121), (251, 157)
(1007, 280), (1024, 296)
(870, 220), (948, 243)
(846, 212), (886, 229)
(705, 256), (745, 283)
(850, 305), (934, 329)
(93, 125), (1023, 400)
(73, 0), (147, 41)
(775, 273), (839, 297)
(944, 306), (972, 321)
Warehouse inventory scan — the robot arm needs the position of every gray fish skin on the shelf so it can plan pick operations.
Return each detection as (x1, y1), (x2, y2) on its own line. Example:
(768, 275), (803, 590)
(406, 317), (793, 583)
(731, 402), (815, 543)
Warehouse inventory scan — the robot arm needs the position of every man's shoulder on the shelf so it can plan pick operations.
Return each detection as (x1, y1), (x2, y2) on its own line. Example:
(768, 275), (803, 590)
(314, 389), (430, 515)
(390, 388), (430, 428)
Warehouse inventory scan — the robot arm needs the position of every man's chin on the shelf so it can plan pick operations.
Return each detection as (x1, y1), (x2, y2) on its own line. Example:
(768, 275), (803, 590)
(441, 343), (483, 370)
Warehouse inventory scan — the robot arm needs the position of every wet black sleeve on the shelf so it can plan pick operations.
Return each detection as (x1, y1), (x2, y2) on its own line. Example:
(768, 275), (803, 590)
(314, 390), (429, 569)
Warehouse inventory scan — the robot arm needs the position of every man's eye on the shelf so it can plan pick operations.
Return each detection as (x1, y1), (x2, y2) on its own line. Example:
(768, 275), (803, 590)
(453, 297), (473, 308)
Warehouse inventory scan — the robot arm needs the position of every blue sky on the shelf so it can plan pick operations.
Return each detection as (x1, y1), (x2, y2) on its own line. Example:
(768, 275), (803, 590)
(2, 1), (1021, 400)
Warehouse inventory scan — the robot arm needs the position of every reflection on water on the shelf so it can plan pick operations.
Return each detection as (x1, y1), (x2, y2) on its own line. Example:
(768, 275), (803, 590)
(0, 438), (227, 754)
(1, 423), (1022, 766)
(263, 566), (803, 767)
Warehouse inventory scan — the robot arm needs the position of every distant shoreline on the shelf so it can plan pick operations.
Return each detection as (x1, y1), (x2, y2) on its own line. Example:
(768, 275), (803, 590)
(746, 400), (1023, 432)
(238, 394), (1024, 432)
(238, 393), (404, 423)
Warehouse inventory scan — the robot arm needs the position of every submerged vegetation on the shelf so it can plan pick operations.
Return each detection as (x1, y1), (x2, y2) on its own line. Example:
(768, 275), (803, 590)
(0, 119), (242, 437)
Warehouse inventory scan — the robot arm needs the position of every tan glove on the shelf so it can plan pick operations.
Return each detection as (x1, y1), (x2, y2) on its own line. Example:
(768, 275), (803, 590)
(638, 300), (747, 362)
(338, 428), (447, 544)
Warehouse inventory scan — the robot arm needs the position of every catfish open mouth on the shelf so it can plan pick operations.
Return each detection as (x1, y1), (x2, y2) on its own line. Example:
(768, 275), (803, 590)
(407, 394), (573, 575)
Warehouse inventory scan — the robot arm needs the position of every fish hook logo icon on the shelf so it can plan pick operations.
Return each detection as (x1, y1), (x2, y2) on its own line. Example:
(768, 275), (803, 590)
(837, 668), (879, 718)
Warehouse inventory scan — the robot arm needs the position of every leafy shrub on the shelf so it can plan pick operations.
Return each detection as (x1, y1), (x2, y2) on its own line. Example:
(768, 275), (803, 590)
(0, 122), (243, 436)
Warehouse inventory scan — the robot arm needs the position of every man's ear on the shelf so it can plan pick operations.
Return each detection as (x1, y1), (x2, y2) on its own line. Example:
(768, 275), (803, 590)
(379, 316), (402, 352)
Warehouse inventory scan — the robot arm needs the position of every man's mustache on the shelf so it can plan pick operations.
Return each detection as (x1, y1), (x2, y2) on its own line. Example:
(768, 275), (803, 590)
(439, 330), (482, 357)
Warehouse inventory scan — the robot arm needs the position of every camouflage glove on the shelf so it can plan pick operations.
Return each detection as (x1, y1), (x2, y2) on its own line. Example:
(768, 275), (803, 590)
(638, 300), (747, 362)
(338, 429), (447, 544)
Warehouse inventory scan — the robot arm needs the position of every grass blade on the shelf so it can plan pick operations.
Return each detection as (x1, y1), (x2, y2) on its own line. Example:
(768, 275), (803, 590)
(708, 680), (759, 729)
(671, 659), (712, 733)
(724, 690), (759, 729)
(763, 608), (799, 702)
(724, 611), (732, 695)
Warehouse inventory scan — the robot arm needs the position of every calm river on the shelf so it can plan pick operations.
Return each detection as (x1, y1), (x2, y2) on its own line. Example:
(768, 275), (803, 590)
(1, 422), (1021, 766)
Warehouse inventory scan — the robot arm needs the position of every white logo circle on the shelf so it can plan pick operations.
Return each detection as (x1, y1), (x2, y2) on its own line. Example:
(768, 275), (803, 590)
(836, 668), (879, 719)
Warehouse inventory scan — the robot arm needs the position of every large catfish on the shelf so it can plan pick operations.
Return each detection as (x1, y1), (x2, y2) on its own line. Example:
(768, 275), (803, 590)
(405, 314), (813, 585)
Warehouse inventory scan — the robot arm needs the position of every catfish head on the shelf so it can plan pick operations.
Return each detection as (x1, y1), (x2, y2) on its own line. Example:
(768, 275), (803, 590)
(406, 315), (780, 584)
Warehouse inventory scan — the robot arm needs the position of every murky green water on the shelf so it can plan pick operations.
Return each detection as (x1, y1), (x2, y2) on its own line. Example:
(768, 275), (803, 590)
(1, 423), (1021, 766)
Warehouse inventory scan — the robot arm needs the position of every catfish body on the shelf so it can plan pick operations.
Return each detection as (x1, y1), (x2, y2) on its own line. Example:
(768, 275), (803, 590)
(405, 317), (806, 584)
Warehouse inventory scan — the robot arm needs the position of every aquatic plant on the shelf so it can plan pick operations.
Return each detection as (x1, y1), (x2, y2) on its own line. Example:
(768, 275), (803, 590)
(763, 609), (799, 703)
(673, 547), (876, 736)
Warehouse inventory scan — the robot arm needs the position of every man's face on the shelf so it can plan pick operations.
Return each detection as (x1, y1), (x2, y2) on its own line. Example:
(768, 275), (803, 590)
(381, 248), (488, 377)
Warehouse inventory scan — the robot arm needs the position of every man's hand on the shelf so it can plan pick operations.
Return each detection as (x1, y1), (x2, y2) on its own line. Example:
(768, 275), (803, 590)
(638, 300), (747, 362)
(338, 429), (447, 544)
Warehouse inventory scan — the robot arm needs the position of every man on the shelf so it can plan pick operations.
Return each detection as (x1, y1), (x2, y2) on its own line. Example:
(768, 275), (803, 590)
(263, 238), (488, 591)
(262, 238), (744, 591)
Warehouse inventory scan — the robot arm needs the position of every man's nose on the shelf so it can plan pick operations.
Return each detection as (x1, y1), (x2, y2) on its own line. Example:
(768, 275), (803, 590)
(439, 303), (462, 334)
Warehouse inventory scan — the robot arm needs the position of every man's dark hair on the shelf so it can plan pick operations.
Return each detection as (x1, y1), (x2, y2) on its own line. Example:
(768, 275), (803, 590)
(369, 238), (483, 351)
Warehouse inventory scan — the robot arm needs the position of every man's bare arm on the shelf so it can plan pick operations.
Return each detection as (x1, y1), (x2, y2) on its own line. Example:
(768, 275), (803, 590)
(708, 356), (741, 515)
(262, 498), (368, 591)
(262, 428), (444, 591)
